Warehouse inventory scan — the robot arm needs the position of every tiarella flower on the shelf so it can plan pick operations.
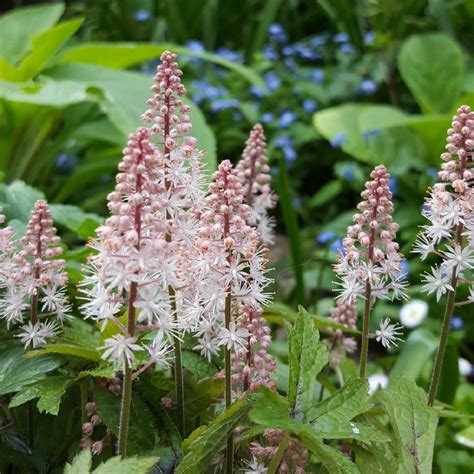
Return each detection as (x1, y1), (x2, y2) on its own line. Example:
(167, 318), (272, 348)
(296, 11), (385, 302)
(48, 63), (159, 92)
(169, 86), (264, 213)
(0, 201), (69, 348)
(399, 299), (428, 328)
(231, 305), (276, 395)
(326, 300), (357, 366)
(218, 320), (251, 352)
(375, 318), (404, 348)
(414, 106), (474, 306)
(193, 160), (271, 361)
(243, 456), (268, 474)
(100, 335), (142, 368)
(334, 165), (406, 304)
(236, 124), (278, 245)
(368, 373), (388, 395)
(458, 357), (472, 376)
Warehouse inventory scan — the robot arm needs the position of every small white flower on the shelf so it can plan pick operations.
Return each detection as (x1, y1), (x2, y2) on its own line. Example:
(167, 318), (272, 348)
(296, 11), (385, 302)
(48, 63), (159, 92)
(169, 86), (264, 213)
(147, 333), (172, 368)
(375, 318), (404, 348)
(399, 300), (428, 328)
(442, 244), (474, 275)
(217, 321), (250, 352)
(16, 321), (57, 349)
(100, 334), (142, 368)
(458, 357), (472, 377)
(368, 373), (388, 395)
(242, 456), (267, 474)
(421, 267), (454, 301)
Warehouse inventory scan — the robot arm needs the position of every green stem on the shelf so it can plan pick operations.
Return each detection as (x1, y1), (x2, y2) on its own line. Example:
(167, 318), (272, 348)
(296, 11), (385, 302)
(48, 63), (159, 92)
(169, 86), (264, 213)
(224, 292), (233, 474)
(267, 431), (290, 474)
(428, 273), (458, 406)
(80, 380), (88, 424)
(172, 305), (185, 437)
(359, 282), (372, 378)
(118, 281), (137, 457)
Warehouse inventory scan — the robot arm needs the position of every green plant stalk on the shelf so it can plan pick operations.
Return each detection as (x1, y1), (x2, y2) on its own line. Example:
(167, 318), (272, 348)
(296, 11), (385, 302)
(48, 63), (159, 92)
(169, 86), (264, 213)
(224, 291), (233, 474)
(169, 285), (185, 438)
(359, 282), (372, 378)
(118, 281), (137, 457)
(428, 273), (458, 406)
(80, 380), (88, 424)
(267, 431), (290, 474)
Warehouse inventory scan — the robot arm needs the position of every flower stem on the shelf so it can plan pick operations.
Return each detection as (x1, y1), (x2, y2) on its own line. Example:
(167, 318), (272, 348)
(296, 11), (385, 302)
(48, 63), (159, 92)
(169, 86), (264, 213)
(118, 281), (137, 457)
(428, 273), (458, 406)
(224, 291), (233, 474)
(267, 431), (290, 474)
(359, 282), (372, 378)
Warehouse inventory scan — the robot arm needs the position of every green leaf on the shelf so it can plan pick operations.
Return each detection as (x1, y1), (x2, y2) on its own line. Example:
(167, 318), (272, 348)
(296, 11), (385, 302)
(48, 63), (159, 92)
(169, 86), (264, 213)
(64, 448), (92, 474)
(287, 307), (328, 421)
(10, 19), (84, 82)
(0, 180), (44, 222)
(0, 346), (62, 395)
(60, 42), (265, 89)
(9, 375), (73, 415)
(93, 456), (157, 474)
(49, 203), (102, 240)
(353, 443), (399, 474)
(455, 424), (474, 449)
(181, 350), (217, 378)
(309, 180), (343, 208)
(0, 4), (64, 65)
(381, 376), (439, 474)
(28, 344), (100, 362)
(398, 33), (464, 114)
(46, 63), (216, 172)
(389, 328), (438, 382)
(176, 397), (253, 473)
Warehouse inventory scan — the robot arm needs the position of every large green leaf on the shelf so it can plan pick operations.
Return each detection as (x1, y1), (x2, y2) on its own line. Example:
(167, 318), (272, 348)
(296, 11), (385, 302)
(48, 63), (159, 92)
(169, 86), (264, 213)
(176, 397), (252, 473)
(398, 33), (464, 114)
(0, 4), (64, 66)
(46, 63), (216, 172)
(9, 375), (73, 415)
(287, 307), (328, 421)
(0, 346), (62, 395)
(49, 203), (103, 240)
(64, 449), (157, 474)
(0, 180), (44, 222)
(382, 376), (438, 474)
(60, 42), (265, 89)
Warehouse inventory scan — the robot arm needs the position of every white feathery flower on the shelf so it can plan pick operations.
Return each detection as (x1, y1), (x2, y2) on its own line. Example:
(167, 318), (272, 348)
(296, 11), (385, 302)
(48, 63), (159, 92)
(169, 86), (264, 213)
(147, 333), (172, 368)
(399, 300), (428, 328)
(243, 456), (268, 474)
(458, 357), (472, 377)
(375, 318), (404, 348)
(100, 335), (142, 368)
(442, 244), (474, 275)
(217, 321), (251, 352)
(421, 267), (454, 301)
(16, 321), (57, 349)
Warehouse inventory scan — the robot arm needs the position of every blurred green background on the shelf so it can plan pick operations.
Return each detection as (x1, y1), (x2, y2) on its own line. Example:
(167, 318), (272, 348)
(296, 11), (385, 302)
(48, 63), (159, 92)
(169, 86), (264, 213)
(0, 1), (473, 471)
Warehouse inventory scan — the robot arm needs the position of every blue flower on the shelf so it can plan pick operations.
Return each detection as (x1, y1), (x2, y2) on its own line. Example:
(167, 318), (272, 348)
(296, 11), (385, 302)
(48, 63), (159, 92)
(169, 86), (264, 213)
(426, 167), (438, 178)
(282, 45), (295, 56)
(263, 44), (279, 61)
(309, 68), (324, 84)
(330, 132), (347, 148)
(339, 43), (355, 54)
(268, 23), (288, 43)
(339, 163), (355, 180)
(210, 99), (240, 112)
(264, 71), (281, 92)
(310, 35), (327, 47)
(389, 177), (398, 196)
(362, 128), (382, 142)
(260, 112), (274, 124)
(275, 135), (296, 162)
(294, 44), (321, 60)
(359, 78), (377, 95)
(400, 259), (409, 277)
(275, 135), (291, 148)
(363, 31), (375, 44)
(284, 58), (297, 70)
(55, 153), (77, 173)
(330, 238), (345, 255)
(283, 145), (296, 162)
(450, 316), (464, 330)
(292, 196), (301, 208)
(317, 230), (336, 245)
(233, 112), (243, 121)
(333, 32), (349, 43)
(191, 80), (227, 104)
(249, 85), (266, 98)
(279, 111), (298, 129)
(133, 9), (151, 22)
(303, 99), (317, 113)
(216, 47), (244, 63)
(186, 40), (204, 53)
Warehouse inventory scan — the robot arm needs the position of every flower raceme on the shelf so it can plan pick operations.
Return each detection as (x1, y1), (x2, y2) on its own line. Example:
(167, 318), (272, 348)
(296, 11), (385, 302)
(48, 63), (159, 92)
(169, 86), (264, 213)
(334, 164), (407, 304)
(236, 123), (277, 245)
(414, 105), (474, 303)
(0, 200), (70, 348)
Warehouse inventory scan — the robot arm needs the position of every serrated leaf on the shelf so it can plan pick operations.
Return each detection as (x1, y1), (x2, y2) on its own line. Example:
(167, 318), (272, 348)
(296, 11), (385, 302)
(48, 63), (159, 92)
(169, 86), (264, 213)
(50, 204), (103, 240)
(398, 33), (464, 114)
(382, 376), (438, 474)
(64, 448), (92, 473)
(0, 180), (44, 222)
(0, 346), (61, 395)
(288, 307), (328, 421)
(93, 456), (157, 473)
(9, 375), (73, 415)
(176, 397), (253, 474)
(181, 350), (217, 378)
(353, 443), (398, 474)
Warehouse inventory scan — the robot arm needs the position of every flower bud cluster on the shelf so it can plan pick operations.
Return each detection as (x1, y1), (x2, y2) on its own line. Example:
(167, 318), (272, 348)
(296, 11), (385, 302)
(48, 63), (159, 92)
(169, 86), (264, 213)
(414, 106), (474, 303)
(334, 165), (407, 303)
(236, 124), (277, 244)
(327, 301), (357, 366)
